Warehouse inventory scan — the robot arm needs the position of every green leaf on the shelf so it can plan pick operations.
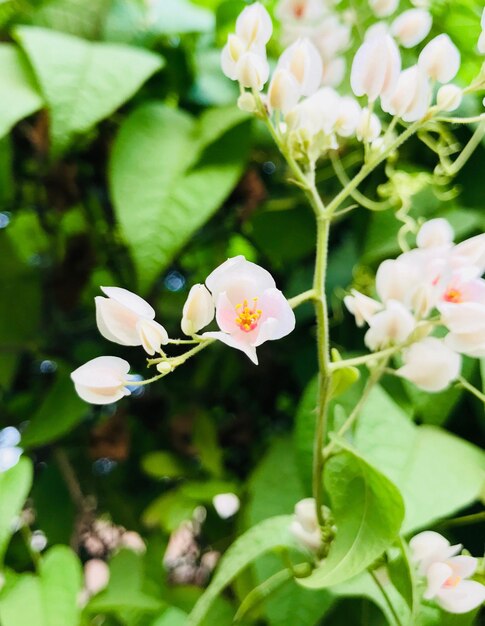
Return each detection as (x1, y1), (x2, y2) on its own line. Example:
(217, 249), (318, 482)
(110, 103), (251, 293)
(151, 607), (188, 626)
(299, 441), (404, 589)
(330, 349), (360, 399)
(28, 0), (111, 39)
(21, 368), (88, 448)
(0, 44), (43, 139)
(147, 0), (214, 34)
(355, 385), (485, 532)
(0, 574), (46, 626)
(40, 546), (83, 626)
(142, 489), (197, 532)
(14, 26), (163, 155)
(141, 451), (188, 480)
(187, 515), (296, 625)
(0, 457), (33, 563)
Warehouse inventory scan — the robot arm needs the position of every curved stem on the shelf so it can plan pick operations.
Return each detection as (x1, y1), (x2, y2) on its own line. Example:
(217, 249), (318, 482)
(369, 569), (405, 626)
(330, 152), (390, 212)
(457, 376), (485, 404)
(288, 289), (317, 309)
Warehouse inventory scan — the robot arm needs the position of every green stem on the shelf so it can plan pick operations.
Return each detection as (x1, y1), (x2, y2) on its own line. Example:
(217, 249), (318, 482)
(370, 569), (405, 626)
(20, 525), (42, 572)
(457, 376), (485, 404)
(288, 289), (316, 309)
(438, 510), (485, 528)
(330, 151), (389, 212)
(443, 121), (485, 176)
(234, 569), (293, 622)
(435, 114), (485, 124)
(330, 347), (398, 371)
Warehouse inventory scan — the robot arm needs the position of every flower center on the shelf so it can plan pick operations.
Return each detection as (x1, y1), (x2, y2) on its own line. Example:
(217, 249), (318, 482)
(235, 298), (262, 333)
(444, 574), (461, 589)
(443, 288), (463, 303)
(293, 2), (305, 18)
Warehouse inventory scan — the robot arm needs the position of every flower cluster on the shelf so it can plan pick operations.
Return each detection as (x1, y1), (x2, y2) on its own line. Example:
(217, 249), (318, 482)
(71, 257), (295, 404)
(410, 530), (485, 614)
(345, 218), (485, 392)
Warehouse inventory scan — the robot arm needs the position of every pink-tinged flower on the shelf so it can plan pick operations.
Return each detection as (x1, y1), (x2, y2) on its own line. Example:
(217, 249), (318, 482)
(84, 559), (110, 596)
(364, 300), (416, 351)
(410, 531), (462, 575)
(71, 356), (131, 405)
(437, 85), (463, 112)
(95, 286), (168, 356)
(276, 0), (328, 24)
(381, 65), (431, 122)
(416, 218), (454, 249)
(396, 337), (461, 392)
(181, 284), (215, 336)
(424, 557), (485, 614)
(344, 289), (383, 327)
(440, 302), (485, 358)
(350, 34), (401, 101)
(290, 498), (322, 552)
(369, 0), (398, 18)
(390, 9), (432, 48)
(418, 34), (460, 83)
(203, 256), (295, 364)
(450, 233), (485, 276)
(268, 68), (301, 114)
(235, 2), (273, 47)
(277, 38), (323, 97)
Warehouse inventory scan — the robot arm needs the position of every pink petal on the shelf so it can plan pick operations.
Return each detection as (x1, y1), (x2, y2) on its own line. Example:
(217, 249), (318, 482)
(448, 555), (478, 580)
(203, 331), (258, 364)
(95, 297), (142, 346)
(424, 562), (453, 600)
(206, 256), (275, 301)
(437, 580), (485, 614)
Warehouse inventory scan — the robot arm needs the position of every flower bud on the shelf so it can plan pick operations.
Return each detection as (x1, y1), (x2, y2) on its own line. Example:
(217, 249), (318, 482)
(314, 15), (351, 60)
(369, 0), (399, 18)
(236, 2), (273, 47)
(84, 559), (110, 596)
(364, 22), (389, 41)
(71, 356), (131, 405)
(351, 34), (401, 101)
(237, 92), (258, 113)
(136, 318), (168, 356)
(418, 34), (460, 83)
(436, 84), (462, 111)
(364, 300), (416, 350)
(277, 38), (323, 97)
(268, 68), (300, 114)
(416, 218), (454, 249)
(381, 65), (431, 122)
(237, 52), (270, 90)
(355, 108), (381, 142)
(390, 9), (432, 48)
(396, 337), (461, 392)
(335, 96), (361, 136)
(156, 361), (173, 375)
(344, 289), (383, 326)
(276, 0), (328, 24)
(181, 284), (215, 336)
(120, 531), (146, 554)
(290, 498), (322, 552)
(221, 34), (246, 80)
(212, 493), (240, 519)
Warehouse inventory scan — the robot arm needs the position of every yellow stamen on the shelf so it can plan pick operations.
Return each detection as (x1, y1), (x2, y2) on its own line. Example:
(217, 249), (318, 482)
(444, 288), (463, 303)
(234, 298), (262, 333)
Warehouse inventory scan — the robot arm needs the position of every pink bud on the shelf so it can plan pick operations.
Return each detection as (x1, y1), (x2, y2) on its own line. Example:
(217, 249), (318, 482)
(351, 35), (401, 101)
(418, 34), (460, 83)
(391, 9), (432, 48)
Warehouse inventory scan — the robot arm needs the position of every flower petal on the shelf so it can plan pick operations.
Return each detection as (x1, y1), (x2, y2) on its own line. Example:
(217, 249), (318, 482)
(203, 331), (258, 364)
(74, 383), (130, 405)
(95, 297), (142, 346)
(0, 446), (22, 473)
(437, 580), (485, 614)
(71, 356), (130, 389)
(206, 256), (275, 301)
(447, 555), (478, 580)
(0, 426), (21, 448)
(424, 562), (453, 600)
(136, 318), (169, 356)
(100, 286), (155, 319)
(252, 288), (295, 346)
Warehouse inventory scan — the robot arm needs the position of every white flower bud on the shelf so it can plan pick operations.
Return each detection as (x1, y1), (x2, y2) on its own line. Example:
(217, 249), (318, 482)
(396, 337), (461, 392)
(418, 34), (460, 83)
(391, 9), (432, 48)
(156, 361), (173, 375)
(314, 16), (351, 60)
(290, 498), (322, 552)
(236, 2), (273, 47)
(344, 289), (383, 326)
(381, 65), (431, 122)
(365, 22), (390, 41)
(436, 84), (462, 111)
(277, 38), (323, 97)
(369, 0), (399, 18)
(136, 318), (168, 356)
(71, 356), (131, 405)
(237, 92), (258, 113)
(120, 531), (146, 554)
(268, 68), (300, 114)
(416, 218), (454, 249)
(335, 96), (361, 137)
(84, 560), (110, 596)
(364, 300), (416, 350)
(221, 34), (246, 80)
(351, 35), (401, 101)
(212, 493), (240, 519)
(181, 284), (215, 336)
(321, 57), (346, 87)
(276, 0), (328, 23)
(355, 108), (381, 142)
(237, 52), (270, 90)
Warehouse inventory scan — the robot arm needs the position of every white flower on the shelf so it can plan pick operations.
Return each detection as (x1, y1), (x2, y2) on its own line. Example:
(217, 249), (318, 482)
(95, 286), (168, 356)
(369, 0), (399, 18)
(71, 356), (132, 405)
(440, 302), (485, 358)
(351, 34), (401, 101)
(290, 498), (322, 552)
(364, 300), (416, 351)
(416, 218), (454, 249)
(203, 256), (295, 365)
(212, 493), (240, 519)
(221, 34), (248, 80)
(478, 7), (485, 54)
(396, 337), (461, 392)
(268, 68), (301, 114)
(376, 258), (421, 307)
(381, 65), (431, 122)
(425, 557), (485, 614)
(235, 2), (273, 48)
(365, 22), (390, 41)
(436, 85), (463, 112)
(418, 34), (460, 83)
(84, 559), (110, 596)
(451, 233), (485, 275)
(344, 289), (383, 326)
(181, 284), (215, 336)
(277, 38), (323, 97)
(390, 9), (432, 48)
(355, 108), (382, 142)
(410, 531), (462, 575)
(0, 427), (22, 473)
(236, 52), (270, 90)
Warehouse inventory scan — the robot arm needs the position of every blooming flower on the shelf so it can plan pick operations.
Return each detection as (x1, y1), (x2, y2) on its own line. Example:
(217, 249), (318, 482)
(276, 38), (323, 98)
(344, 289), (382, 327)
(290, 498), (322, 552)
(0, 427), (22, 473)
(202, 256), (295, 364)
(410, 531), (485, 614)
(396, 337), (461, 392)
(364, 300), (416, 351)
(95, 286), (168, 356)
(71, 356), (132, 405)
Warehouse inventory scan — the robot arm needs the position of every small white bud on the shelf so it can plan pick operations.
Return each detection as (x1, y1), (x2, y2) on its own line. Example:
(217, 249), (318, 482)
(221, 34), (246, 81)
(391, 9), (432, 48)
(369, 0), (399, 18)
(416, 218), (454, 249)
(237, 52), (270, 90)
(84, 559), (110, 596)
(436, 84), (463, 111)
(181, 284), (215, 336)
(268, 68), (300, 114)
(418, 34), (460, 83)
(212, 493), (240, 519)
(355, 108), (381, 142)
(277, 38), (323, 97)
(120, 531), (146, 554)
(381, 65), (431, 122)
(351, 34), (401, 101)
(237, 92), (257, 113)
(236, 2), (273, 47)
(290, 498), (322, 552)
(156, 361), (173, 375)
(136, 318), (169, 356)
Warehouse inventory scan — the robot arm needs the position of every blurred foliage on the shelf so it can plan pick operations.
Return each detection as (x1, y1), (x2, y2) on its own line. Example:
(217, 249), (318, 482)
(0, 0), (484, 624)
